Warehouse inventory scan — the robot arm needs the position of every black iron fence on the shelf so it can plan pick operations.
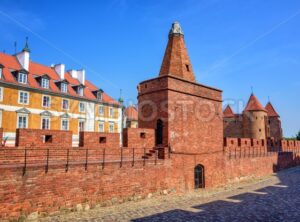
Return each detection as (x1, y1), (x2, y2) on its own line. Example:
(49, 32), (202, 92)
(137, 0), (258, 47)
(0, 147), (170, 175)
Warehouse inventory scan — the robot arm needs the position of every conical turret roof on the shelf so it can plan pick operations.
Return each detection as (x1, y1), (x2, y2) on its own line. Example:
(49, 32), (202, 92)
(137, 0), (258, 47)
(244, 94), (267, 112)
(265, 102), (280, 117)
(223, 105), (235, 118)
(159, 22), (196, 82)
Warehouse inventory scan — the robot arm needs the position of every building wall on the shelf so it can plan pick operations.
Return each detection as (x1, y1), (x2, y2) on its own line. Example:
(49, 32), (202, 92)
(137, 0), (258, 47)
(0, 85), (121, 146)
(224, 117), (243, 138)
(269, 117), (283, 140)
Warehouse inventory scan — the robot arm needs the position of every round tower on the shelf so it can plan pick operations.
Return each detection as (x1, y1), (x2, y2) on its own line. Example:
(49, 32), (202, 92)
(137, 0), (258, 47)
(242, 94), (268, 140)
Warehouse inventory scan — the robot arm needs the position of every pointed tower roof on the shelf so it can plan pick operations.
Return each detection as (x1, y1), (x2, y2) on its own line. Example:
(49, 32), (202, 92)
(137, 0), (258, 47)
(159, 22), (196, 82)
(265, 102), (280, 117)
(223, 105), (235, 118)
(244, 94), (267, 112)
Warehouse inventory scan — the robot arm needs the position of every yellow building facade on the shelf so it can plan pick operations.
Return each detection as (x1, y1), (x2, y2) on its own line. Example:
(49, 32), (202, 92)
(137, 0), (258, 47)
(0, 45), (122, 146)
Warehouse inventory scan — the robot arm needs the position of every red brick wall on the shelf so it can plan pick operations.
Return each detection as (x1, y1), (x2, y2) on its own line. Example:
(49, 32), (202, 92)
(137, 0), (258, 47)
(15, 129), (72, 148)
(138, 75), (223, 153)
(123, 128), (155, 148)
(224, 117), (243, 138)
(0, 158), (174, 220)
(79, 132), (120, 149)
(268, 117), (283, 140)
(1, 146), (300, 220)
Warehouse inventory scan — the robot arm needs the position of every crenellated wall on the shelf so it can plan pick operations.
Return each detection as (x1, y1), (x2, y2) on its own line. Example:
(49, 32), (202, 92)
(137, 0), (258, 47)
(79, 131), (120, 149)
(122, 128), (155, 148)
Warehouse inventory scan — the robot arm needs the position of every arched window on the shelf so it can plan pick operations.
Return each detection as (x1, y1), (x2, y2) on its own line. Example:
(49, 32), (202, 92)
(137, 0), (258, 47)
(156, 119), (163, 145)
(194, 164), (205, 189)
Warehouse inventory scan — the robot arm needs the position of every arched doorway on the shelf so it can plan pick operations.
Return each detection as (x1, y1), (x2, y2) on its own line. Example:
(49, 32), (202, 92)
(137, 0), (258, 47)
(194, 164), (205, 189)
(155, 119), (163, 145)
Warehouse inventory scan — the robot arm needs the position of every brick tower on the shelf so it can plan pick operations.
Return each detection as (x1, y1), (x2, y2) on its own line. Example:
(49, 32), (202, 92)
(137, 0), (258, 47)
(265, 102), (282, 140)
(138, 22), (223, 188)
(243, 94), (268, 140)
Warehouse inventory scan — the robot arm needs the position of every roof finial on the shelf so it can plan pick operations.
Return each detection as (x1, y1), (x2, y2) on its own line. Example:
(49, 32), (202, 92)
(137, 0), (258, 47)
(118, 89), (124, 104)
(169, 21), (184, 37)
(251, 86), (254, 94)
(268, 96), (270, 103)
(22, 37), (30, 53)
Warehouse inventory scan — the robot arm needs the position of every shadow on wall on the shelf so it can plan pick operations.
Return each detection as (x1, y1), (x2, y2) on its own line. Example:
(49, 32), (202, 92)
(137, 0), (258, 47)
(132, 154), (300, 222)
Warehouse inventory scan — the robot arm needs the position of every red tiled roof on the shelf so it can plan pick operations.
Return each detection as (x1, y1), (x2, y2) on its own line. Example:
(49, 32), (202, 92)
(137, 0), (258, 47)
(223, 105), (235, 118)
(0, 52), (119, 105)
(244, 94), (267, 112)
(125, 106), (138, 120)
(265, 102), (280, 117)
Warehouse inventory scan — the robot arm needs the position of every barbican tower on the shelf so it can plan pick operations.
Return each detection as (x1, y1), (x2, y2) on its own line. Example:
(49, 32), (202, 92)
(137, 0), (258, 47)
(137, 22), (223, 188)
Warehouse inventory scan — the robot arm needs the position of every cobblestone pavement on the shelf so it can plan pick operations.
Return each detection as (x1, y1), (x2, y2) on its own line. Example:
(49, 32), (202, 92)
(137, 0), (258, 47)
(40, 167), (300, 222)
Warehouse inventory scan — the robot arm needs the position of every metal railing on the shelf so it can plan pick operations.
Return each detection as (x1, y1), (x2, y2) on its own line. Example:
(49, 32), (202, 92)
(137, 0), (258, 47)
(226, 146), (300, 159)
(0, 147), (170, 175)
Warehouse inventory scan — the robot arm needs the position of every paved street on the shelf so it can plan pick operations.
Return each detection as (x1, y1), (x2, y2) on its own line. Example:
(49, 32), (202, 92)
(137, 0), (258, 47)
(40, 167), (300, 222)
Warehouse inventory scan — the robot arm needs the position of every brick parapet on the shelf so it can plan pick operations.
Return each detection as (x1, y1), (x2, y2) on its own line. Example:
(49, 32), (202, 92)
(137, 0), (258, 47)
(79, 132), (120, 149)
(123, 128), (155, 148)
(15, 129), (72, 149)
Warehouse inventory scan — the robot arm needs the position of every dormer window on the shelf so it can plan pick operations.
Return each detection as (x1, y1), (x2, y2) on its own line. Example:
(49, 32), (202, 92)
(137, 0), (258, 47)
(18, 72), (28, 84)
(78, 87), (84, 96)
(41, 78), (49, 89)
(61, 82), (68, 93)
(97, 91), (102, 100)
(92, 89), (103, 101)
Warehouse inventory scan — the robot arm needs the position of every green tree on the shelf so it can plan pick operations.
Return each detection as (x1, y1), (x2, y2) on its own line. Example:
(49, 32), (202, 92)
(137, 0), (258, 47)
(297, 130), (300, 140)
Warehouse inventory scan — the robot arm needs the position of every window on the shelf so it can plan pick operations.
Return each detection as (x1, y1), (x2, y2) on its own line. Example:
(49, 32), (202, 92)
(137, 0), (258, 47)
(109, 122), (114, 133)
(41, 78), (49, 89)
(97, 91), (102, 100)
(99, 122), (104, 132)
(18, 72), (28, 84)
(78, 120), (85, 132)
(61, 83), (68, 93)
(17, 114), (28, 128)
(99, 105), (104, 115)
(78, 87), (84, 96)
(109, 107), (114, 117)
(18, 91), (29, 104)
(61, 119), (69, 130)
(186, 64), (190, 72)
(0, 67), (2, 79)
(62, 99), (69, 110)
(41, 117), (50, 130)
(0, 87), (3, 101)
(99, 137), (106, 143)
(79, 102), (85, 112)
(42, 95), (51, 108)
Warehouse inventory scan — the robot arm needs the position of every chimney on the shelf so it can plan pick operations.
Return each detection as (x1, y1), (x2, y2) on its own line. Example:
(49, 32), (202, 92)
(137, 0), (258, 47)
(77, 69), (85, 85)
(54, 64), (65, 79)
(69, 69), (78, 79)
(16, 37), (30, 71)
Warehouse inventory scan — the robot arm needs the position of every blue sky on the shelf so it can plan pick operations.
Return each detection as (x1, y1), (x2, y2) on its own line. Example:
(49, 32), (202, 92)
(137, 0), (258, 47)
(0, 0), (299, 137)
